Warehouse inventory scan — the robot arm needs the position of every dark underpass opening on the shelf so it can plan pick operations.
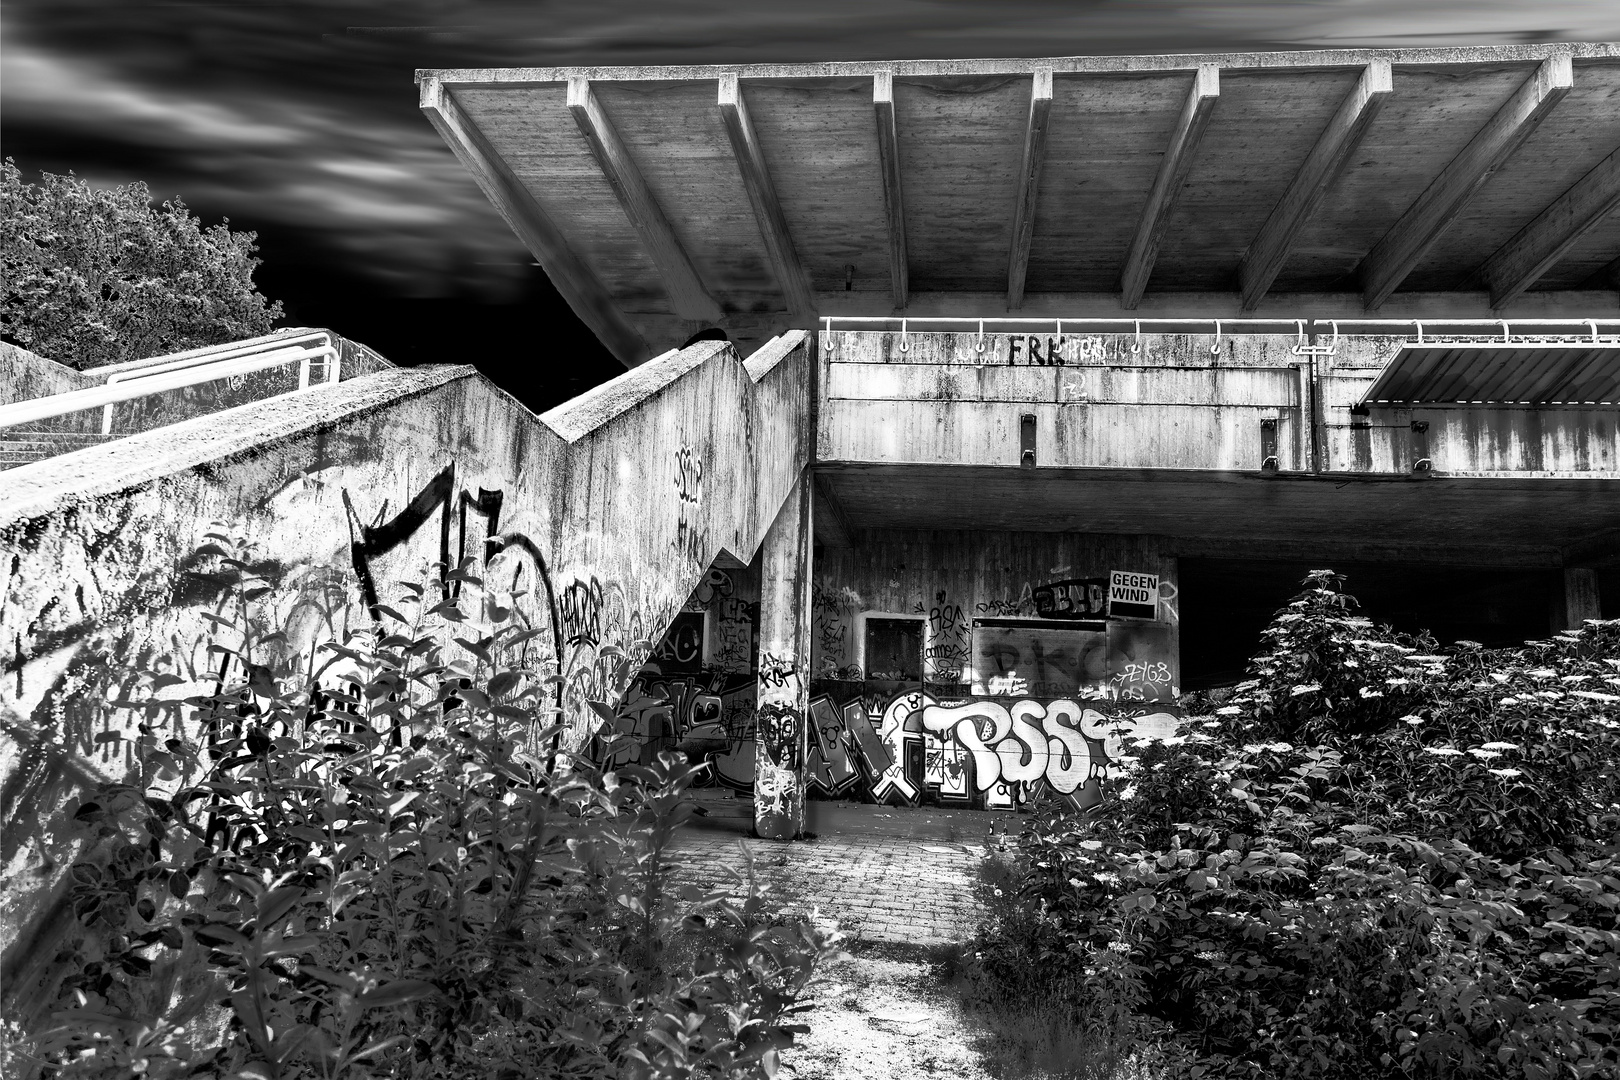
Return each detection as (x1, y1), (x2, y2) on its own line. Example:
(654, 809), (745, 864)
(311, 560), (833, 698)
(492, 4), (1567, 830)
(1178, 559), (1620, 691)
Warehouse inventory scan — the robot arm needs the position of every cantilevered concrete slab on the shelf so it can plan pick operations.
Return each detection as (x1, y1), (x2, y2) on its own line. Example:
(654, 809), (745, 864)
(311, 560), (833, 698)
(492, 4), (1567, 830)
(419, 44), (1620, 364)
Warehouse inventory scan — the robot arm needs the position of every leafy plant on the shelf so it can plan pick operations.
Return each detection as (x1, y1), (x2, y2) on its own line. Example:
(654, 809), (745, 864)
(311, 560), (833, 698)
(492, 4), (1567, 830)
(19, 531), (838, 1079)
(1, 159), (282, 368)
(962, 571), (1620, 1080)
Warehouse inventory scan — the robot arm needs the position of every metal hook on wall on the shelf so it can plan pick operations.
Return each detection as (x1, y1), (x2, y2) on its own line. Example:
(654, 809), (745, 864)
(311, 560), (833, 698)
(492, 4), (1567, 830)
(899, 318), (909, 353)
(1414, 320), (1425, 345)
(1132, 320), (1142, 355)
(976, 319), (987, 354)
(1210, 319), (1223, 355)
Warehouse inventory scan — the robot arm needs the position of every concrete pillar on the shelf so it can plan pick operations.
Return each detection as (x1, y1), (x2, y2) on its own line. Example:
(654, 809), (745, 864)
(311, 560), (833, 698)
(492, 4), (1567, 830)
(1552, 567), (1602, 631)
(754, 474), (812, 840)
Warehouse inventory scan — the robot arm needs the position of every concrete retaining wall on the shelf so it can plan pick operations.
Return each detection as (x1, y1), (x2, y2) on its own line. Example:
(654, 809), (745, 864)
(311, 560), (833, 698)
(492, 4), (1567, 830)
(0, 329), (811, 1020)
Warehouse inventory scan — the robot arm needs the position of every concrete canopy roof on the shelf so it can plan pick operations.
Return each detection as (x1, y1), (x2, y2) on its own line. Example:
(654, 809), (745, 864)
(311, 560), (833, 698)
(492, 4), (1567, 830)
(419, 44), (1620, 365)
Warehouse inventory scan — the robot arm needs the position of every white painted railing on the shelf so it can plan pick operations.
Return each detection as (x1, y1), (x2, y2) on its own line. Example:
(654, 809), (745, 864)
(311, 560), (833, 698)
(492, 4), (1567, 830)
(821, 316), (1620, 356)
(0, 342), (339, 432)
(0, 333), (340, 433)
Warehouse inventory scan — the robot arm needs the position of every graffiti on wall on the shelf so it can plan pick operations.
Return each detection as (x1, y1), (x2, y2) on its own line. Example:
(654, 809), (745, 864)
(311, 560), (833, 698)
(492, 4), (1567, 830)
(1005, 335), (1113, 366)
(812, 583), (862, 678)
(594, 665), (756, 774)
(1032, 578), (1108, 619)
(917, 591), (971, 684)
(674, 444), (704, 563)
(799, 686), (1175, 811)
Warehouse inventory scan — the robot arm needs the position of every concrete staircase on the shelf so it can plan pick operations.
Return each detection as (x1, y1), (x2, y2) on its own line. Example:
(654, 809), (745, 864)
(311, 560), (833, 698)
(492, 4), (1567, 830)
(0, 430), (117, 470)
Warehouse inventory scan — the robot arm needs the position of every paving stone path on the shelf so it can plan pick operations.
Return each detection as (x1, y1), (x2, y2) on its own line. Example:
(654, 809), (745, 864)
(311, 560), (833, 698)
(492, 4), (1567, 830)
(664, 805), (1014, 1079)
(665, 827), (991, 947)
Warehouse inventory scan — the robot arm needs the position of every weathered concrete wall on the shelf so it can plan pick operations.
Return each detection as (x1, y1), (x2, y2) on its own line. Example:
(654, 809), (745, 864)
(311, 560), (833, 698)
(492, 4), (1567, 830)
(1, 342), (102, 437)
(0, 329), (811, 1019)
(820, 330), (1620, 477)
(804, 530), (1179, 811)
(1, 341), (94, 403)
(821, 331), (1309, 471)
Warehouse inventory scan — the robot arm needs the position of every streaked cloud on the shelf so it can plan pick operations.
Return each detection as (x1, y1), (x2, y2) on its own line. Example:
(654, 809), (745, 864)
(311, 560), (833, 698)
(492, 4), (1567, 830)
(4, 1), (1615, 306)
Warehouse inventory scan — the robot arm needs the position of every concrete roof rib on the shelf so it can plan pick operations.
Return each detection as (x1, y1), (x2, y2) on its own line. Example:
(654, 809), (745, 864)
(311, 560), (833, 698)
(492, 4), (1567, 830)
(419, 44), (1620, 365)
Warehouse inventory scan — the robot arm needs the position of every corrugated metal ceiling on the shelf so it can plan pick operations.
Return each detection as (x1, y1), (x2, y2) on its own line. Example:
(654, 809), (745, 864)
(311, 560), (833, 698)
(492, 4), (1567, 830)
(1360, 342), (1620, 404)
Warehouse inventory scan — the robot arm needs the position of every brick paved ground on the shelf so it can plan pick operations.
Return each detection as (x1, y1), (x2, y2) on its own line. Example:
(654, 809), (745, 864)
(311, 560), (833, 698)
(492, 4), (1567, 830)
(665, 801), (998, 948)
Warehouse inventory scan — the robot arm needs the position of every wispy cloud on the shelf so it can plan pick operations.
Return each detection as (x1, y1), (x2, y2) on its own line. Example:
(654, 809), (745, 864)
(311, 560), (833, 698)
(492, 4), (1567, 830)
(4, 1), (1615, 306)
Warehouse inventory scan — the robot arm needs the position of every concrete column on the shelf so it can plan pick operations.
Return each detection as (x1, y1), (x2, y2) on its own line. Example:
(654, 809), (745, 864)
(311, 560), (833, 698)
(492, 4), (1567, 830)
(1552, 567), (1601, 631)
(754, 473), (812, 840)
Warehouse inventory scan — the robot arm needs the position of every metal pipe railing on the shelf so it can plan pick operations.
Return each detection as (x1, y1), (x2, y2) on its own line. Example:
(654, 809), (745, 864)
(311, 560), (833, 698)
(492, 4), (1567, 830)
(0, 345), (337, 431)
(820, 315), (1620, 340)
(97, 331), (338, 434)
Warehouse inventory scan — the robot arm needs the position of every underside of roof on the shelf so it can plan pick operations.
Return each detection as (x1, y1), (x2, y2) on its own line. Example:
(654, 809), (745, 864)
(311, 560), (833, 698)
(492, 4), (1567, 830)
(1362, 340), (1620, 405)
(419, 44), (1620, 365)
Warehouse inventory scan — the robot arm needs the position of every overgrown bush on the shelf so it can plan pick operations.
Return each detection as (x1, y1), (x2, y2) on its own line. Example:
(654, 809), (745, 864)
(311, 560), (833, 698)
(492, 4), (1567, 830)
(962, 571), (1620, 1079)
(8, 531), (837, 1079)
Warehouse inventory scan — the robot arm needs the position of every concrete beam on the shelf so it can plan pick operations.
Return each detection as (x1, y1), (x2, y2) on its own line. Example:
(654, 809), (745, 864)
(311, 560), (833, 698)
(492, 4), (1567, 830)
(567, 78), (723, 324)
(1481, 144), (1620, 309)
(420, 43), (1620, 86)
(1359, 55), (1572, 311)
(1169, 535), (1563, 569)
(1562, 528), (1620, 569)
(1120, 64), (1219, 310)
(1007, 69), (1053, 311)
(718, 73), (817, 322)
(873, 73), (909, 311)
(1552, 566), (1602, 630)
(419, 77), (650, 367)
(811, 287), (1620, 320)
(1239, 61), (1392, 312)
(812, 471), (857, 548)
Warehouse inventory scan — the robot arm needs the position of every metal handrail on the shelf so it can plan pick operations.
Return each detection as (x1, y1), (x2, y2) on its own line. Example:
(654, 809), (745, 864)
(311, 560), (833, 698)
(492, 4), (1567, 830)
(98, 330), (338, 434)
(0, 345), (338, 432)
(820, 316), (1620, 337)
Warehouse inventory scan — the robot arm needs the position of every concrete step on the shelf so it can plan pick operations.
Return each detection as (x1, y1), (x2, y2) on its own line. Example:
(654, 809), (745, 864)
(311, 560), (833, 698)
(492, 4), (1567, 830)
(0, 430), (118, 470)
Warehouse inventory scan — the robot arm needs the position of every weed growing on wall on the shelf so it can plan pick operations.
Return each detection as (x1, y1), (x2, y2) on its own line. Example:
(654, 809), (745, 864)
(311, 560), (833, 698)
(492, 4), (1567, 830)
(13, 532), (838, 1079)
(958, 571), (1620, 1080)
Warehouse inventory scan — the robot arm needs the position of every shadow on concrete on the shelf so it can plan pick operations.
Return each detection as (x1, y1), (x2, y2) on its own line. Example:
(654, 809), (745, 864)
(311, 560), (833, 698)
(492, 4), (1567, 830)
(686, 790), (1019, 844)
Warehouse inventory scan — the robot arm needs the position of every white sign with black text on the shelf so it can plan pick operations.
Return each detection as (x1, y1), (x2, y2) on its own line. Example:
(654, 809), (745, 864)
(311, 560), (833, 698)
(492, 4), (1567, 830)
(1107, 570), (1159, 620)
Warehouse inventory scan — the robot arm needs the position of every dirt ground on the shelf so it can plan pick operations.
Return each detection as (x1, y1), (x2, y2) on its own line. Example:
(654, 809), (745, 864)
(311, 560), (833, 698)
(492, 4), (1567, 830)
(781, 947), (994, 1080)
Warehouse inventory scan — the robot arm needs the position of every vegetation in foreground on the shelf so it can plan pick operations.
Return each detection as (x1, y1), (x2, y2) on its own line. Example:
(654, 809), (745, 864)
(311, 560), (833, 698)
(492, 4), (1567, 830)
(3, 534), (837, 1079)
(951, 571), (1620, 1080)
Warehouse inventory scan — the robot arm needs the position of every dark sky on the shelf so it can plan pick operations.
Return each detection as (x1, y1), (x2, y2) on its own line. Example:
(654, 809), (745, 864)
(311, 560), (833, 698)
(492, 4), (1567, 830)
(6, 1), (1617, 411)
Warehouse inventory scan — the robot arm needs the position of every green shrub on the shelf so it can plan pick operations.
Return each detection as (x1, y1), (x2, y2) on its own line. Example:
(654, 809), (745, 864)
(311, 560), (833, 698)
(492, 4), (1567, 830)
(964, 571), (1620, 1080)
(13, 532), (837, 1079)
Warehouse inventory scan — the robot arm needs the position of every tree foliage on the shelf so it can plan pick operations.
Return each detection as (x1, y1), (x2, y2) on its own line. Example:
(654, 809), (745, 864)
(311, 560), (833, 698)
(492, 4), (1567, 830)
(1, 160), (283, 369)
